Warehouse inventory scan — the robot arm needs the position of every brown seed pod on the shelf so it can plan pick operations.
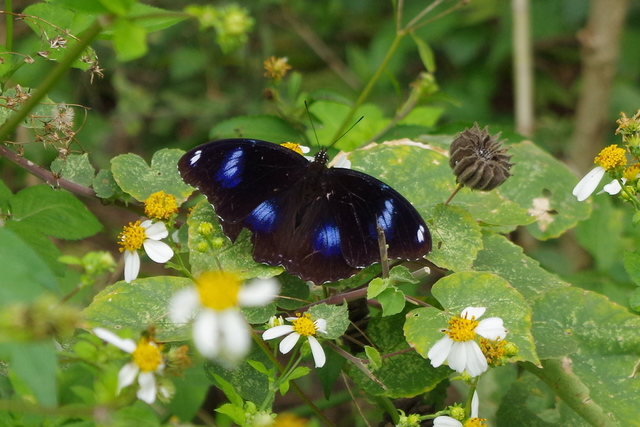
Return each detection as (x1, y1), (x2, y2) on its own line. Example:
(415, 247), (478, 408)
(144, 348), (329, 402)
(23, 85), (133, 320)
(449, 123), (514, 191)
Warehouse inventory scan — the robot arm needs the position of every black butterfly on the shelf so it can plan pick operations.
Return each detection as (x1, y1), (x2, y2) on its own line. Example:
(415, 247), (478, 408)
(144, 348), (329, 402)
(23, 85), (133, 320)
(178, 139), (431, 283)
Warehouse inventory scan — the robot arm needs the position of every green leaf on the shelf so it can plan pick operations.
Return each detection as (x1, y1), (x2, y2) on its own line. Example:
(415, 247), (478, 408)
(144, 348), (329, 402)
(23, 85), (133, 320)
(389, 265), (419, 284)
(309, 101), (388, 151)
(1, 341), (57, 406)
(473, 232), (569, 300)
(186, 199), (283, 279)
(0, 228), (60, 303)
(166, 366), (211, 422)
(50, 153), (96, 188)
(110, 148), (194, 203)
(209, 115), (301, 143)
(113, 18), (148, 62)
(575, 197), (623, 271)
(93, 169), (122, 199)
(367, 277), (388, 299)
(398, 106), (443, 128)
(498, 140), (592, 239)
(0, 178), (12, 212)
(83, 277), (192, 342)
(276, 273), (311, 310)
(427, 203), (483, 271)
(98, 0), (133, 15)
(377, 287), (406, 316)
(216, 403), (246, 424)
(8, 186), (102, 240)
(4, 221), (66, 276)
(308, 303), (350, 340)
(364, 346), (382, 371)
(410, 32), (436, 72)
(241, 303), (277, 325)
(405, 271), (538, 365)
(530, 287), (640, 426)
(347, 140), (533, 232)
(211, 374), (243, 407)
(205, 346), (272, 406)
(349, 311), (450, 398)
(288, 366), (311, 381)
(49, 0), (110, 14)
(623, 251), (640, 287)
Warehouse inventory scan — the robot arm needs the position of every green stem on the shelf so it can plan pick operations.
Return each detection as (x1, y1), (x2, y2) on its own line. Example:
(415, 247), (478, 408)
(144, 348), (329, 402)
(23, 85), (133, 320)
(521, 360), (617, 427)
(4, 0), (13, 53)
(330, 32), (404, 143)
(374, 396), (400, 424)
(0, 18), (104, 144)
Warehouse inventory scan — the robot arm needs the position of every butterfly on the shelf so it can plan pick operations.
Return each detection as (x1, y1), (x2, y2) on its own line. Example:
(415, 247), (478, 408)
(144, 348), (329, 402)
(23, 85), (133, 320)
(178, 138), (431, 283)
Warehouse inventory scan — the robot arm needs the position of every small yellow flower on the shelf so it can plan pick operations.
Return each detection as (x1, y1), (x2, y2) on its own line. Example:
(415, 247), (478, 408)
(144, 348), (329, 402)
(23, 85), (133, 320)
(144, 191), (178, 221)
(594, 144), (627, 171)
(280, 142), (309, 156)
(264, 56), (292, 81)
(623, 164), (640, 181)
(117, 220), (173, 283)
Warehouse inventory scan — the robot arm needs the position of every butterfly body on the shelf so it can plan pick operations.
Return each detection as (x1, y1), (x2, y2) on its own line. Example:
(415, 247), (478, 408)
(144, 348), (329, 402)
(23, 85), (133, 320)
(179, 138), (431, 283)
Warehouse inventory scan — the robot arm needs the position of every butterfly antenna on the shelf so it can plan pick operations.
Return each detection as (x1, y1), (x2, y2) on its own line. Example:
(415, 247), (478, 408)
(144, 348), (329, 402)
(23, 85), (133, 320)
(305, 100), (321, 150)
(329, 116), (364, 149)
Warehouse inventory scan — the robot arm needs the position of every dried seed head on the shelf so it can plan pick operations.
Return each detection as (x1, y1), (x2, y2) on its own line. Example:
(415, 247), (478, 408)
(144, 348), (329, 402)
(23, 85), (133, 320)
(449, 123), (513, 191)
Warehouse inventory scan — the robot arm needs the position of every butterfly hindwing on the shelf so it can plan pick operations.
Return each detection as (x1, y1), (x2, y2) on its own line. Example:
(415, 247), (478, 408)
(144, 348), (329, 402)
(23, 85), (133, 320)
(324, 168), (431, 267)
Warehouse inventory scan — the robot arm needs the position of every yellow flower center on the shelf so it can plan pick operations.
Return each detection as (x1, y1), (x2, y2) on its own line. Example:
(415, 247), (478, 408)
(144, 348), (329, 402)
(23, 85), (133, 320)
(479, 337), (506, 365)
(280, 142), (304, 156)
(144, 191), (178, 220)
(196, 271), (241, 310)
(118, 221), (146, 252)
(133, 338), (163, 372)
(464, 418), (487, 427)
(275, 412), (309, 427)
(264, 56), (292, 81)
(594, 145), (627, 171)
(445, 315), (479, 342)
(623, 164), (640, 181)
(291, 313), (318, 337)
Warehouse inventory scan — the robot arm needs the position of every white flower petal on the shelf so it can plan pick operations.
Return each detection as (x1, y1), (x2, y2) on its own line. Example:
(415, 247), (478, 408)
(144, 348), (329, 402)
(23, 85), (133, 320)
(446, 341), (471, 374)
(471, 391), (479, 418)
(433, 416), (463, 427)
(314, 318), (327, 334)
(427, 336), (453, 368)
(461, 307), (486, 320)
(262, 325), (294, 340)
(142, 220), (168, 240)
(475, 317), (507, 340)
(600, 178), (624, 195)
(573, 166), (605, 201)
(238, 278), (280, 307)
(331, 153), (351, 169)
(137, 371), (157, 404)
(117, 362), (139, 393)
(124, 250), (140, 283)
(307, 335), (326, 368)
(169, 287), (201, 324)
(279, 332), (301, 354)
(94, 328), (136, 353)
(462, 341), (488, 377)
(220, 309), (251, 361)
(143, 239), (173, 263)
(193, 310), (220, 359)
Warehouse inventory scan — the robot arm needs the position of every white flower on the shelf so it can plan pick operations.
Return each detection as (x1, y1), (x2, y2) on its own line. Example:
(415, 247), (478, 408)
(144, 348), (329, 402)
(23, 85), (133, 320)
(427, 307), (506, 378)
(262, 313), (328, 368)
(169, 271), (279, 365)
(572, 166), (605, 202)
(330, 152), (351, 169)
(599, 178), (625, 196)
(94, 328), (168, 404)
(434, 392), (480, 427)
(118, 220), (174, 283)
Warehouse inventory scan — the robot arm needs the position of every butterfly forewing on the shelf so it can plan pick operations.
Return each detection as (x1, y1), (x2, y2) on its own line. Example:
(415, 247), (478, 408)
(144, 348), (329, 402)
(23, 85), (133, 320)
(178, 139), (309, 225)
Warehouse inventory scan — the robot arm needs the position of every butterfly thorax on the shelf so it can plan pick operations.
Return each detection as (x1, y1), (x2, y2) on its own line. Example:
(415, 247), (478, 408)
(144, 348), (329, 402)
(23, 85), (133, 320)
(291, 150), (331, 227)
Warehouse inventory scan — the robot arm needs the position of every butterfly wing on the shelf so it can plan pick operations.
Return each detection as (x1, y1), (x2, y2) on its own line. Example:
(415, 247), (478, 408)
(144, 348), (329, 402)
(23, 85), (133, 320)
(324, 167), (431, 267)
(178, 139), (309, 241)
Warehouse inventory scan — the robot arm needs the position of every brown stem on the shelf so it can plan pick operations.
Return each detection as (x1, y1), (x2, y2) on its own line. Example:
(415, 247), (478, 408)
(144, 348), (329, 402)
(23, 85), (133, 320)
(0, 144), (95, 198)
(569, 0), (630, 173)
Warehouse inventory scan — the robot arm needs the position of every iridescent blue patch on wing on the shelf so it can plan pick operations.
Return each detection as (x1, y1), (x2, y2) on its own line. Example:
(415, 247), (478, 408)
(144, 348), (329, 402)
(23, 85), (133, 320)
(246, 199), (278, 232)
(215, 147), (244, 188)
(313, 221), (341, 256)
